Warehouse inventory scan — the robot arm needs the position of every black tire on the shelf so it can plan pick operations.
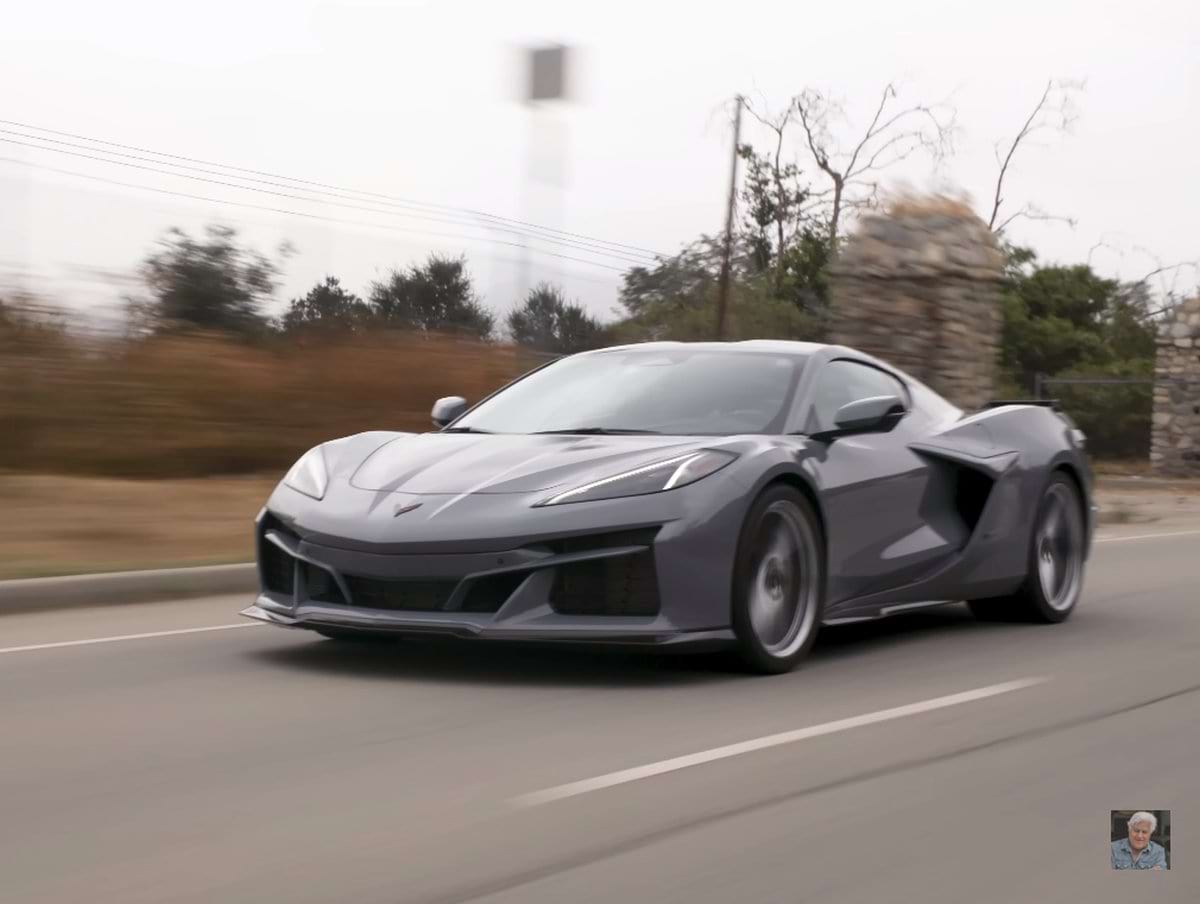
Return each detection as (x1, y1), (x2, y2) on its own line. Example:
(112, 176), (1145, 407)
(312, 627), (401, 643)
(730, 484), (826, 674)
(968, 472), (1086, 624)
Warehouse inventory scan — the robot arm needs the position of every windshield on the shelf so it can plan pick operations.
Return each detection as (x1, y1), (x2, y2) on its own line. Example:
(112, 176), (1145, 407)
(451, 348), (807, 435)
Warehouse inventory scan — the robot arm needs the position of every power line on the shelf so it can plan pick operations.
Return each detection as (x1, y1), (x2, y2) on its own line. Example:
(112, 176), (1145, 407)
(0, 156), (632, 274)
(0, 117), (670, 260)
(0, 134), (655, 268)
(0, 127), (656, 265)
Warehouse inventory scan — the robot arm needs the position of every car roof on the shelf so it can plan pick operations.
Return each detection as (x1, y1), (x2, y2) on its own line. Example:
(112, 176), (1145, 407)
(579, 339), (830, 358)
(530, 339), (958, 419)
(573, 340), (938, 401)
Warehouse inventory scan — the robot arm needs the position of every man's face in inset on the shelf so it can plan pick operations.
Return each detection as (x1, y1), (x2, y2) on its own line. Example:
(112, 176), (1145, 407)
(1128, 820), (1153, 852)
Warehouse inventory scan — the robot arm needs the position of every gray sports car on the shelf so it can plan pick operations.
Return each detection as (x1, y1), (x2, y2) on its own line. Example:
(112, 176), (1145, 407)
(242, 340), (1093, 673)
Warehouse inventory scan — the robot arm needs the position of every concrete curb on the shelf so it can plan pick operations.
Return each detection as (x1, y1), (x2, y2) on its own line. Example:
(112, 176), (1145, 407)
(0, 563), (257, 615)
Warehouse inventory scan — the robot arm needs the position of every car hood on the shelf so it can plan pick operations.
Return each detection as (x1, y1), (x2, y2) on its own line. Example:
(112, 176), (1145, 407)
(348, 433), (715, 495)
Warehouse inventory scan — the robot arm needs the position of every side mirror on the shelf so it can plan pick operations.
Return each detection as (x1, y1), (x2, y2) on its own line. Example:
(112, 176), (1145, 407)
(813, 395), (905, 441)
(431, 395), (467, 428)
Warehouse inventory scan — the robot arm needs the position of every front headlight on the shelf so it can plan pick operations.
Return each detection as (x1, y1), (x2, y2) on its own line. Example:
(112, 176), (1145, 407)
(284, 445), (329, 500)
(537, 449), (737, 506)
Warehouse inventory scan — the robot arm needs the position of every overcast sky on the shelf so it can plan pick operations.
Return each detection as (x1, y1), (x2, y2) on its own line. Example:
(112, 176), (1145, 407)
(1, 0), (1197, 328)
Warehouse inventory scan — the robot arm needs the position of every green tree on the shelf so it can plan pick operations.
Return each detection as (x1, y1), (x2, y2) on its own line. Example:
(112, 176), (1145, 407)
(1000, 251), (1141, 392)
(135, 225), (283, 335)
(507, 283), (604, 354)
(998, 245), (1158, 459)
(618, 236), (728, 320)
(739, 144), (809, 279)
(280, 276), (370, 333)
(367, 254), (493, 338)
(738, 142), (831, 321)
(1053, 358), (1153, 459)
(613, 239), (819, 344)
(776, 224), (832, 322)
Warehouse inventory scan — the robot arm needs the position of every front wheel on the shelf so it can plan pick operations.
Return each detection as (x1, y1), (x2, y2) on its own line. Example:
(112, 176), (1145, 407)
(731, 485), (825, 674)
(968, 472), (1086, 623)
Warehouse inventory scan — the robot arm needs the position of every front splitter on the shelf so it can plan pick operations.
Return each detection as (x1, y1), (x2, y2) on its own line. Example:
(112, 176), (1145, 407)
(240, 602), (733, 648)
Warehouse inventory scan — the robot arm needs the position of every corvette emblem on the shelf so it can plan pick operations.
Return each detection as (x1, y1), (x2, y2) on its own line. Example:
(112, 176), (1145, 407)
(393, 501), (423, 517)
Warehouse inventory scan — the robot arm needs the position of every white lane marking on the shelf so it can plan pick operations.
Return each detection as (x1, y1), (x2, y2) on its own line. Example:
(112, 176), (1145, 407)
(511, 676), (1047, 808)
(1095, 529), (1200, 544)
(0, 622), (263, 655)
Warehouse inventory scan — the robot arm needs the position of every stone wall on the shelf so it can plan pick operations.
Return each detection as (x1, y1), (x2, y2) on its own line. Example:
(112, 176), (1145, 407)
(1151, 297), (1200, 476)
(828, 200), (1004, 411)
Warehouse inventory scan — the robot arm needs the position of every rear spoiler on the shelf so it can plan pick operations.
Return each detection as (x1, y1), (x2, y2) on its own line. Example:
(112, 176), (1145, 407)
(983, 399), (1060, 410)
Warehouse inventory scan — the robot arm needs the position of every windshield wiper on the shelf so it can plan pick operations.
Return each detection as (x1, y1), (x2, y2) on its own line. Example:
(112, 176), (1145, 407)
(440, 426), (494, 434)
(533, 427), (662, 435)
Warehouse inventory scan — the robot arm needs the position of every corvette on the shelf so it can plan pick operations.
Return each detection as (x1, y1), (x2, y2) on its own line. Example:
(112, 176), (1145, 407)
(242, 340), (1094, 673)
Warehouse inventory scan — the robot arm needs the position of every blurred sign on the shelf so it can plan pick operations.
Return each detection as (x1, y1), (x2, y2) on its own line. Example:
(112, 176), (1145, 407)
(527, 45), (569, 102)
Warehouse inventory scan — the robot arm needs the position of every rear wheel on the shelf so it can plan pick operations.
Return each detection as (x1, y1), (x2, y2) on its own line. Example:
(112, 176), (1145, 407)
(731, 485), (825, 674)
(968, 472), (1085, 623)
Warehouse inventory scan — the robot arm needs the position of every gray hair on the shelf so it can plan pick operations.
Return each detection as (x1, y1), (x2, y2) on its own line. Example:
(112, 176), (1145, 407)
(1128, 812), (1158, 833)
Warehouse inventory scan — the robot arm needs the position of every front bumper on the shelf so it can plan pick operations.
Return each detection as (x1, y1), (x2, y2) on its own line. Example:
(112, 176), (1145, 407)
(241, 480), (748, 646)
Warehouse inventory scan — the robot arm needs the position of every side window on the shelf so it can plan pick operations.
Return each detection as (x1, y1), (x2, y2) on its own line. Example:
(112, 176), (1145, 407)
(806, 360), (908, 433)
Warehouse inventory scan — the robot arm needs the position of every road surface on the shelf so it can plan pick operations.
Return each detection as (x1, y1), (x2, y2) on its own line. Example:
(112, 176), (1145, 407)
(3, 526), (1198, 903)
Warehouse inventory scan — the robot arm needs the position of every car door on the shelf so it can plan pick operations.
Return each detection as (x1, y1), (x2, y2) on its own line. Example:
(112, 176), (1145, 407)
(800, 358), (958, 610)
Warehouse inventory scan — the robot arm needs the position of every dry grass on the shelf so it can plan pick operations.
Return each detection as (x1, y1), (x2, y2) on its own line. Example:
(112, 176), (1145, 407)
(0, 326), (544, 478)
(0, 326), (551, 578)
(0, 473), (278, 580)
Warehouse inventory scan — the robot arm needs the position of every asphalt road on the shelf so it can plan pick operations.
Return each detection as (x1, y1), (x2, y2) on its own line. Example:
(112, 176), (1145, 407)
(3, 526), (1199, 903)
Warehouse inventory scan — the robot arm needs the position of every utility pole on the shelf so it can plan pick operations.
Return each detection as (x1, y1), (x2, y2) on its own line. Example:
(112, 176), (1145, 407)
(714, 94), (743, 340)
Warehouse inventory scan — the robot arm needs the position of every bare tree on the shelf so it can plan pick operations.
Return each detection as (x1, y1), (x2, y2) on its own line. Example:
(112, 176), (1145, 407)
(792, 83), (956, 251)
(1134, 258), (1200, 319)
(745, 102), (793, 278)
(740, 98), (826, 287)
(988, 79), (1083, 235)
(1086, 236), (1199, 320)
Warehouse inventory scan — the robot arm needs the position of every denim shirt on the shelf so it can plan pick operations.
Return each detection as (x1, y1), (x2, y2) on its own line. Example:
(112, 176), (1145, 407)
(1111, 838), (1167, 869)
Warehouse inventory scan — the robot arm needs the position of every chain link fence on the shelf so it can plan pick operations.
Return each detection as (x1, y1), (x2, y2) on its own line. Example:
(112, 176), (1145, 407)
(1033, 375), (1200, 461)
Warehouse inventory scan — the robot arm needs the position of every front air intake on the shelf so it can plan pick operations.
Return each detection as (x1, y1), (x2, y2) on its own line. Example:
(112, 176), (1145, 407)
(459, 571), (531, 613)
(258, 513), (298, 597)
(302, 562), (347, 605)
(550, 550), (660, 616)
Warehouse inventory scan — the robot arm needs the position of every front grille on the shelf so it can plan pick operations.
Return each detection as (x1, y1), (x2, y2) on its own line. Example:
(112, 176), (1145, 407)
(260, 538), (295, 596)
(344, 575), (459, 611)
(550, 550), (660, 616)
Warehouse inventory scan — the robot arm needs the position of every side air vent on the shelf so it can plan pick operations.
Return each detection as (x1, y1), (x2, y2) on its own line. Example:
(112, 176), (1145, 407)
(953, 466), (994, 534)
